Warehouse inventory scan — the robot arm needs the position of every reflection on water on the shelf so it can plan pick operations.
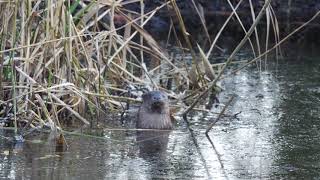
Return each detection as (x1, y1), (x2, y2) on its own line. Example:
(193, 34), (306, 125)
(137, 131), (170, 158)
(0, 57), (319, 179)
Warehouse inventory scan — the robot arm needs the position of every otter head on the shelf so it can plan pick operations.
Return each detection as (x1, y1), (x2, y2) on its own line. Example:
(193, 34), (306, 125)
(137, 91), (172, 129)
(141, 91), (169, 114)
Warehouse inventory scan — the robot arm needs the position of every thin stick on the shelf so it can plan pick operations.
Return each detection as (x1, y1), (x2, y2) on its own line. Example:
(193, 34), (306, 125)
(205, 95), (235, 134)
(182, 0), (272, 117)
(230, 10), (320, 75)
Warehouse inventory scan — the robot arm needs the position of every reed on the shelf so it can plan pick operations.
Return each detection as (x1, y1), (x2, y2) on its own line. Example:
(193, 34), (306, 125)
(0, 0), (316, 139)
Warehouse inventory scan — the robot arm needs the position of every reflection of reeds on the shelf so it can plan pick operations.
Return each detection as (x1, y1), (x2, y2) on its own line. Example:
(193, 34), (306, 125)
(0, 1), (318, 139)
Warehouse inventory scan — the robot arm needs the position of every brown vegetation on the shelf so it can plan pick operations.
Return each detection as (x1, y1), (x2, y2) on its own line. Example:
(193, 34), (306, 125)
(0, 0), (318, 139)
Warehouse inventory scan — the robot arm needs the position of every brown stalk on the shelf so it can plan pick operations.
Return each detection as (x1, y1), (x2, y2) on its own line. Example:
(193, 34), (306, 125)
(182, 0), (272, 117)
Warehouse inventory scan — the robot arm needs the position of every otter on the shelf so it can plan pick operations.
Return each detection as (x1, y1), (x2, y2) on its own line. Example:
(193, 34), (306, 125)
(136, 91), (172, 158)
(137, 91), (172, 129)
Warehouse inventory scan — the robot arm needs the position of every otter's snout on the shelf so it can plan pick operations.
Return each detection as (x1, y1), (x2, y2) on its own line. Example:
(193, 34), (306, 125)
(141, 91), (168, 113)
(150, 92), (166, 111)
(151, 100), (165, 109)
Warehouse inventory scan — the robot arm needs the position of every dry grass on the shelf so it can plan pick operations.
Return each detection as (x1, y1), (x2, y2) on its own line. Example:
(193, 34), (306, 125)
(0, 0), (317, 138)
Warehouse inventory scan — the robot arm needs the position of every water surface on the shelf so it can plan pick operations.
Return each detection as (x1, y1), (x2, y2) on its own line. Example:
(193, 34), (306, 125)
(0, 56), (319, 179)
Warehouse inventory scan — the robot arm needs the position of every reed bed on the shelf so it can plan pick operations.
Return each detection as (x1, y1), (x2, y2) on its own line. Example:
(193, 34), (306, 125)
(0, 0), (318, 141)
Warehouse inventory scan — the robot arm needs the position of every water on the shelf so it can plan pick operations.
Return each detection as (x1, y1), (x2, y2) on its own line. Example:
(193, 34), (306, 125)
(0, 56), (319, 179)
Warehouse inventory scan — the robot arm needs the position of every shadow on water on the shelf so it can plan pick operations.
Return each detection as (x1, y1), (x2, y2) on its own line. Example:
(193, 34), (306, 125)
(1, 49), (320, 179)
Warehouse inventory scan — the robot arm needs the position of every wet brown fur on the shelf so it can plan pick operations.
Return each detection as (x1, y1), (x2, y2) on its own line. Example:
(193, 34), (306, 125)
(137, 91), (172, 129)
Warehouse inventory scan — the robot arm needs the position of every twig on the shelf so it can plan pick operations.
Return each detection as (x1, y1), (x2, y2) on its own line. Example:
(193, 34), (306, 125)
(182, 112), (212, 179)
(205, 133), (229, 179)
(205, 95), (235, 134)
(229, 10), (320, 75)
(182, 0), (272, 118)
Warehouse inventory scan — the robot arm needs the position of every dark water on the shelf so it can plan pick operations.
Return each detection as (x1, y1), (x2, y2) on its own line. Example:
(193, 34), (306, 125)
(0, 56), (319, 179)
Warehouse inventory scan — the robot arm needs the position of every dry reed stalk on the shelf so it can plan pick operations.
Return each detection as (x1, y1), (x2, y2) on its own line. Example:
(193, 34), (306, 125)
(182, 0), (272, 117)
(225, 0), (257, 61)
(0, 0), (300, 136)
(205, 0), (244, 59)
(248, 0), (262, 71)
(230, 10), (320, 75)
